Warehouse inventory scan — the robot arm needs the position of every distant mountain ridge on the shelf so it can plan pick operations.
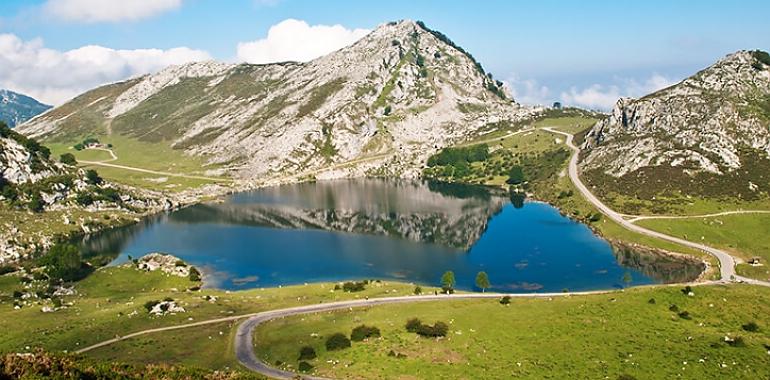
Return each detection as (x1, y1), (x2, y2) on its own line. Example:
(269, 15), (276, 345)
(580, 50), (770, 200)
(0, 90), (51, 128)
(19, 20), (535, 180)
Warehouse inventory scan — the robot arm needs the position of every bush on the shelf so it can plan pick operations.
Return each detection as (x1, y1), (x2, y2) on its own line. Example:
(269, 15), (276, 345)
(506, 165), (525, 185)
(427, 144), (489, 167)
(28, 192), (44, 213)
(351, 325), (380, 342)
(499, 296), (511, 305)
(342, 281), (366, 292)
(298, 361), (313, 373)
(726, 336), (746, 347)
(325, 333), (351, 351)
(188, 267), (201, 282)
(59, 153), (77, 166)
(678, 311), (691, 320)
(85, 169), (102, 185)
(38, 244), (90, 282)
(742, 321), (760, 332)
(405, 318), (422, 333)
(681, 285), (693, 295)
(669, 304), (679, 312)
(416, 321), (449, 337)
(413, 285), (422, 295)
(75, 191), (94, 206)
(333, 284), (341, 291)
(298, 346), (316, 360)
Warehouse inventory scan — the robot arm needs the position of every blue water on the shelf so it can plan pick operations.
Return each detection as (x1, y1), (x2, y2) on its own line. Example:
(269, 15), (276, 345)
(77, 180), (665, 292)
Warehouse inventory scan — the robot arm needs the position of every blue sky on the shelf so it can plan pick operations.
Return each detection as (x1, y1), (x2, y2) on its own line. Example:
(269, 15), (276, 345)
(0, 0), (768, 107)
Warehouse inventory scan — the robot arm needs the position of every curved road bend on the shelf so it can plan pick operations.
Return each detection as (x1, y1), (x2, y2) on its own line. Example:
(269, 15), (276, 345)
(541, 127), (770, 287)
(234, 291), (612, 380)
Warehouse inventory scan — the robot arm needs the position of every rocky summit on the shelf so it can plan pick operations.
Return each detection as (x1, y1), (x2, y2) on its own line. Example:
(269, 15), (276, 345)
(580, 50), (770, 198)
(18, 20), (535, 181)
(0, 90), (51, 128)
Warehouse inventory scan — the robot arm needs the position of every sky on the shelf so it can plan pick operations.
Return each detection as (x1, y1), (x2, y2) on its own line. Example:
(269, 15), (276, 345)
(0, 0), (767, 109)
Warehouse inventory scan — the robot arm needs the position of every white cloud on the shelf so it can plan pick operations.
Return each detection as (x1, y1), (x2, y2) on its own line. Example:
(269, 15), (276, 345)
(560, 74), (676, 110)
(0, 33), (210, 105)
(43, 0), (182, 23)
(237, 19), (370, 64)
(504, 75), (551, 106)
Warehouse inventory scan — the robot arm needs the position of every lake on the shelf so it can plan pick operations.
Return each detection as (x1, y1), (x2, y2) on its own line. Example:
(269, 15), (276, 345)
(77, 179), (702, 292)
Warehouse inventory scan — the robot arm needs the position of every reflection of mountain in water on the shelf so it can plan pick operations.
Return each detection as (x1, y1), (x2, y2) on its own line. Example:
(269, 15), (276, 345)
(613, 245), (705, 284)
(172, 180), (507, 250)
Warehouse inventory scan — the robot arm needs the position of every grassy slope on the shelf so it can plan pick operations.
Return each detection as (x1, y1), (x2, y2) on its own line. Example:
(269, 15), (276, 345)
(47, 134), (228, 192)
(254, 285), (770, 379)
(0, 266), (434, 370)
(638, 214), (770, 280)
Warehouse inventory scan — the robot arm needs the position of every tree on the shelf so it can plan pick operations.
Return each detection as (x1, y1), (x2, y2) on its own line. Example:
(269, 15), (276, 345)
(325, 333), (351, 351)
(413, 285), (423, 295)
(506, 165), (525, 185)
(405, 318), (422, 333)
(351, 325), (380, 341)
(59, 153), (77, 166)
(298, 346), (317, 360)
(39, 244), (87, 282)
(28, 192), (44, 213)
(475, 271), (490, 292)
(440, 271), (455, 293)
(85, 169), (102, 185)
(189, 267), (202, 282)
(510, 191), (526, 209)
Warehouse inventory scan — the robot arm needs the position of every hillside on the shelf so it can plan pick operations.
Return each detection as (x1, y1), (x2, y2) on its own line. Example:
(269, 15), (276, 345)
(581, 50), (770, 203)
(0, 122), (168, 264)
(18, 20), (534, 181)
(0, 89), (51, 128)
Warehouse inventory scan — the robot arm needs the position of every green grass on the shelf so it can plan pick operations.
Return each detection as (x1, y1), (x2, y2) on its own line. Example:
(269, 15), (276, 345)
(534, 116), (597, 134)
(637, 214), (770, 280)
(78, 164), (219, 192)
(254, 285), (770, 379)
(0, 266), (434, 366)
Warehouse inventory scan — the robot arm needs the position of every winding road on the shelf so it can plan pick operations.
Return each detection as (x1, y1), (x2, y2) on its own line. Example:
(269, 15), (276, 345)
(541, 127), (770, 287)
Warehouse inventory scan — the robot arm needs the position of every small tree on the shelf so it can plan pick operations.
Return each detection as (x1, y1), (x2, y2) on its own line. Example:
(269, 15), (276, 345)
(475, 271), (490, 292)
(298, 361), (313, 372)
(298, 346), (317, 360)
(506, 165), (525, 185)
(351, 325), (381, 342)
(499, 295), (511, 305)
(325, 333), (351, 351)
(413, 285), (423, 295)
(85, 169), (102, 185)
(59, 153), (77, 166)
(440, 271), (455, 293)
(189, 267), (201, 282)
(28, 192), (44, 213)
(405, 318), (422, 333)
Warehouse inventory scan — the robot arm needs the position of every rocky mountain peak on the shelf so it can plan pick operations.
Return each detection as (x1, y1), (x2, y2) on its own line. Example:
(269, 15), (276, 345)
(0, 89), (51, 128)
(580, 49), (770, 199)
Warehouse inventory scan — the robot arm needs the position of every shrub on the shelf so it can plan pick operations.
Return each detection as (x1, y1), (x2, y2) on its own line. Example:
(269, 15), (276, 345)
(681, 285), (693, 295)
(726, 336), (746, 347)
(499, 296), (511, 305)
(678, 311), (691, 320)
(647, 298), (656, 304)
(75, 192), (94, 206)
(189, 267), (201, 282)
(59, 153), (77, 166)
(351, 325), (380, 342)
(298, 346), (316, 360)
(416, 321), (449, 337)
(28, 192), (44, 213)
(383, 105), (392, 116)
(38, 244), (90, 282)
(506, 165), (525, 185)
(298, 361), (313, 372)
(752, 50), (770, 67)
(85, 169), (102, 185)
(742, 321), (760, 332)
(413, 285), (422, 295)
(333, 284), (341, 291)
(669, 304), (679, 312)
(405, 318), (422, 333)
(325, 333), (351, 351)
(342, 281), (366, 292)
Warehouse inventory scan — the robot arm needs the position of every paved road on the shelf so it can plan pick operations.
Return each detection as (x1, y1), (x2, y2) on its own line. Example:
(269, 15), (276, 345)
(541, 127), (770, 287)
(234, 291), (612, 380)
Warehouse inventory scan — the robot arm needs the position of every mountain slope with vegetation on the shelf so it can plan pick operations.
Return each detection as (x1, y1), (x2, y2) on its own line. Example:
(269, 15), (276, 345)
(18, 20), (534, 181)
(581, 50), (770, 208)
(0, 90), (51, 128)
(0, 121), (168, 265)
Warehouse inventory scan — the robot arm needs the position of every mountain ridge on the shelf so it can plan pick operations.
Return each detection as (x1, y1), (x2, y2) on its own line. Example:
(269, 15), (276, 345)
(580, 49), (770, 200)
(19, 20), (535, 181)
(0, 89), (52, 128)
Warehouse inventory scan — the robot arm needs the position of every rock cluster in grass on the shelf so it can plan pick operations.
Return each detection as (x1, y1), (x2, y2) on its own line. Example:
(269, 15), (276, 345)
(148, 300), (185, 316)
(134, 253), (192, 277)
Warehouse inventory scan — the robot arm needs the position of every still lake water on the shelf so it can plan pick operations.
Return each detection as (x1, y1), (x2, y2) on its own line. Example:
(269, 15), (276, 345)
(77, 180), (700, 292)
